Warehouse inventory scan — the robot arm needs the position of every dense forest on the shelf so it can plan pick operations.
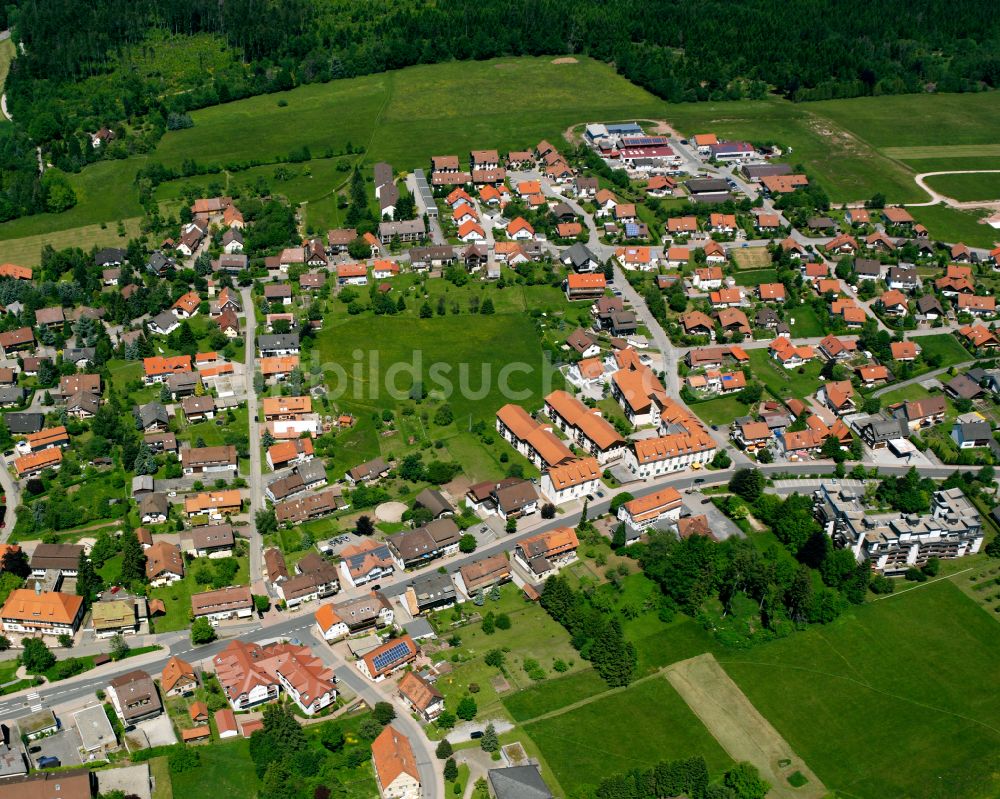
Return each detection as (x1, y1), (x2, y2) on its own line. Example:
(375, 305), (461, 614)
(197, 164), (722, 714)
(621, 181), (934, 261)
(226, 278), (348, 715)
(0, 0), (998, 222)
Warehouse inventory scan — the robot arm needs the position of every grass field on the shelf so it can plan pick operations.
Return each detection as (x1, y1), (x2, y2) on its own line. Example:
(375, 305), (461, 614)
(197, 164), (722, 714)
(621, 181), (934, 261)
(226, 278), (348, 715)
(690, 395), (748, 428)
(666, 654), (826, 799)
(313, 299), (563, 481)
(0, 217), (143, 266)
(923, 172), (1000, 202)
(913, 333), (972, 367)
(747, 349), (824, 400)
(730, 248), (774, 269)
(811, 93), (1000, 150)
(907, 205), (999, 248)
(720, 581), (1000, 799)
(0, 38), (14, 120)
(732, 268), (777, 286)
(169, 738), (259, 798)
(520, 674), (733, 792)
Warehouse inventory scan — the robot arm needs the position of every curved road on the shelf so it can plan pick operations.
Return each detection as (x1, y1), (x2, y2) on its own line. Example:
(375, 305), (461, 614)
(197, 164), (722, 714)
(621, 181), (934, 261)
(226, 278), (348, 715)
(909, 169), (1000, 208)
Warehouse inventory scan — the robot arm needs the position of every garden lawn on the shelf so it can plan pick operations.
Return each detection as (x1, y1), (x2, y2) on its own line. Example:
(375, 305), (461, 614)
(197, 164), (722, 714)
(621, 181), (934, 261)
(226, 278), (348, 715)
(689, 395), (748, 428)
(169, 738), (260, 799)
(732, 269), (777, 286)
(149, 555), (250, 632)
(914, 333), (973, 368)
(720, 580), (1000, 799)
(923, 172), (1000, 202)
(0, 660), (18, 685)
(521, 675), (732, 793)
(787, 304), (825, 337)
(747, 349), (824, 400)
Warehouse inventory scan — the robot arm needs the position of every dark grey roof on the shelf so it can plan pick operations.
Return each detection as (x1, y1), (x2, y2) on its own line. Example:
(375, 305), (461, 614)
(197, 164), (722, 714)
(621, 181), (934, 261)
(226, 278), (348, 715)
(257, 333), (300, 351)
(147, 252), (173, 274)
(379, 182), (400, 212)
(858, 414), (908, 442)
(63, 347), (95, 364)
(686, 177), (729, 194)
(414, 488), (454, 517)
(149, 311), (178, 332)
(408, 570), (456, 605)
(136, 402), (169, 429)
(888, 265), (918, 284)
(489, 766), (553, 799)
(5, 412), (43, 433)
(95, 247), (127, 267)
(0, 386), (24, 404)
(742, 163), (792, 180)
(373, 162), (393, 188)
(562, 242), (597, 269)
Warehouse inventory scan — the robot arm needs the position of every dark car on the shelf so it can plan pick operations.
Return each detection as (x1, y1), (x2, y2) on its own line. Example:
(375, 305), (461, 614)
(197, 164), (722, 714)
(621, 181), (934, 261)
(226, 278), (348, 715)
(470, 730), (484, 740)
(37, 756), (60, 768)
(28, 745), (41, 753)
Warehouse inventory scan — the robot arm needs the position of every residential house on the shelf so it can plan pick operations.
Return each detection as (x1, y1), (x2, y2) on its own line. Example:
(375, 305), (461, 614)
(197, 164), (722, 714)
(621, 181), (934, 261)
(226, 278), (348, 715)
(145, 541), (184, 587)
(108, 670), (162, 726)
(513, 528), (579, 581)
(191, 586), (253, 624)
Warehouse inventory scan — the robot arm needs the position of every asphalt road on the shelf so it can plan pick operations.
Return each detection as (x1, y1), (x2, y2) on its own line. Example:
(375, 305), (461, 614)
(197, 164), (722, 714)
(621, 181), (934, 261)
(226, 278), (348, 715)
(242, 286), (264, 586)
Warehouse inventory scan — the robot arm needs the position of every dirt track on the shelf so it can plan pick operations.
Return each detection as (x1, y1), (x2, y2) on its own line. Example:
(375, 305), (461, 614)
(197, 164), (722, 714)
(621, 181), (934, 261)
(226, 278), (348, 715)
(665, 653), (827, 799)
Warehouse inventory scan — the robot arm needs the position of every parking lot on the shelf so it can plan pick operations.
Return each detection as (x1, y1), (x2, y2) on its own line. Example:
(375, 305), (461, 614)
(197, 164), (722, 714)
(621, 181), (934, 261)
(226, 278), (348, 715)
(28, 727), (84, 769)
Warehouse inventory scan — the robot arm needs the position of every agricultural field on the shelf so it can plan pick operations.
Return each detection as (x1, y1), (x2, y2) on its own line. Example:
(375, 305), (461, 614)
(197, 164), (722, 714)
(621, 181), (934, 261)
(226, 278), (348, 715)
(923, 172), (1000, 202)
(720, 581), (1000, 799)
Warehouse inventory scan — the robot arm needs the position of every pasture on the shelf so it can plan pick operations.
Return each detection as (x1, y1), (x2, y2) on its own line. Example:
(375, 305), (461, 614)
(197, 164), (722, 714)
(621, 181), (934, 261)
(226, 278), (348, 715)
(721, 581), (1000, 799)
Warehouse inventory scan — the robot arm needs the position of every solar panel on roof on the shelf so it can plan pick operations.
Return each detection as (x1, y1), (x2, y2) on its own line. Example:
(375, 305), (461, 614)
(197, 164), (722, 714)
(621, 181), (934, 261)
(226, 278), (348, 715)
(372, 641), (411, 671)
(620, 136), (670, 147)
(624, 223), (640, 237)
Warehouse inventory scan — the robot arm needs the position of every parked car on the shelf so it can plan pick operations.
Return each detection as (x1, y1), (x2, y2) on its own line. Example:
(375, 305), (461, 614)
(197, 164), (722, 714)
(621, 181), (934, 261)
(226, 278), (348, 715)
(37, 756), (60, 768)
(470, 730), (484, 740)
(28, 746), (40, 754)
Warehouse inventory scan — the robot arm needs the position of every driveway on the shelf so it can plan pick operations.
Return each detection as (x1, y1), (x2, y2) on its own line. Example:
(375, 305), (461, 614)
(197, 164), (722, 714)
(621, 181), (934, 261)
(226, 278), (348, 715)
(29, 727), (84, 768)
(136, 714), (177, 747)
